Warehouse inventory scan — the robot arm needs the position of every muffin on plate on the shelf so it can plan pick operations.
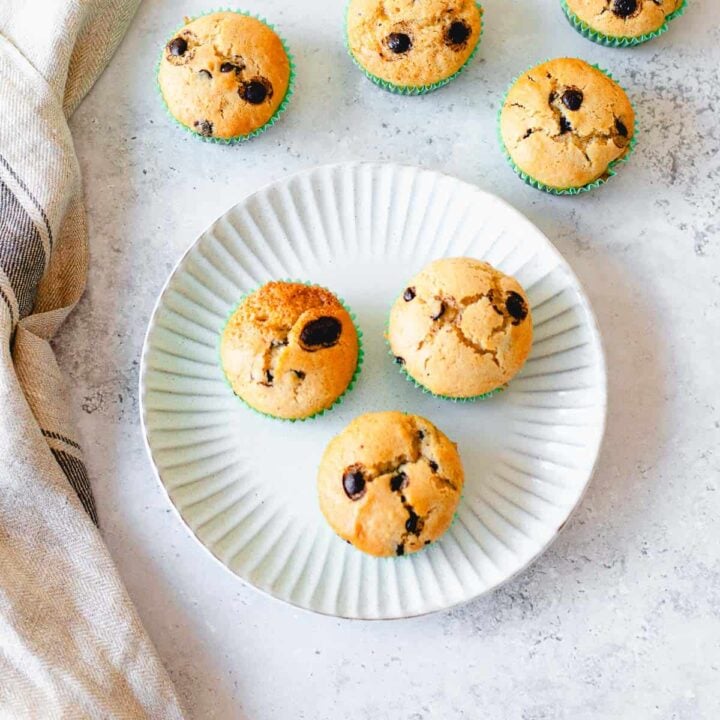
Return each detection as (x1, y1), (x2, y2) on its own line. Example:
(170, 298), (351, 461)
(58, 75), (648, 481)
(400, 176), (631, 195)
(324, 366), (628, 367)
(317, 412), (464, 557)
(346, 0), (483, 94)
(499, 58), (635, 194)
(220, 282), (361, 420)
(387, 258), (532, 399)
(561, 0), (686, 47)
(158, 11), (293, 142)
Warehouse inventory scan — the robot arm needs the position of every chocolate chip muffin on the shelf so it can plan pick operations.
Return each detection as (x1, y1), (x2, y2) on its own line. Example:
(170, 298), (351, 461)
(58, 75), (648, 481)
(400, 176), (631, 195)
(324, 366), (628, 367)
(346, 0), (482, 93)
(318, 412), (464, 557)
(158, 12), (292, 141)
(499, 58), (635, 192)
(563, 0), (685, 44)
(387, 258), (532, 398)
(220, 282), (360, 420)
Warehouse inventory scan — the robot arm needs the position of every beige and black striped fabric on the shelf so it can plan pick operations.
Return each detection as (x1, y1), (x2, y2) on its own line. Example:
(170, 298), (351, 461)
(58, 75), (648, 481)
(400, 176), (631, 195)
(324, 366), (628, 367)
(0, 1), (184, 716)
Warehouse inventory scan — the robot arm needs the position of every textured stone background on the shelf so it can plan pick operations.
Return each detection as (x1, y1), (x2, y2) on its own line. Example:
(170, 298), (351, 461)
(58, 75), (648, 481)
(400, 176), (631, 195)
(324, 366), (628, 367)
(60, 0), (719, 717)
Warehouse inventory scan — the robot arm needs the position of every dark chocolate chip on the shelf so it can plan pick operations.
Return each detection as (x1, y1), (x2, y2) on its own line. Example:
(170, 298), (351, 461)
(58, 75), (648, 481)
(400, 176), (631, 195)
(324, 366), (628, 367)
(615, 118), (628, 137)
(417, 430), (425, 440)
(523, 128), (534, 139)
(396, 543), (405, 556)
(428, 460), (438, 472)
(193, 120), (213, 137)
(292, 370), (306, 380)
(431, 302), (445, 321)
(243, 80), (269, 104)
(612, 0), (637, 17)
(198, 69), (212, 79)
(446, 20), (470, 45)
(405, 508), (421, 535)
(168, 37), (187, 56)
(505, 291), (528, 322)
(425, 540), (431, 545)
(561, 89), (583, 111)
(559, 115), (572, 134)
(390, 472), (408, 492)
(342, 466), (366, 501)
(265, 370), (274, 383)
(300, 316), (342, 349)
(549, 91), (557, 103)
(394, 356), (405, 365)
(387, 32), (412, 53)
(403, 286), (416, 302)
(220, 62), (241, 73)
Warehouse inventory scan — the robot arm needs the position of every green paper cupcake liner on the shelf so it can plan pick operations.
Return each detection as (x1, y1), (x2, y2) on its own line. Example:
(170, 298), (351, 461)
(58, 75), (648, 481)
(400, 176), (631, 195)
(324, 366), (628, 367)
(384, 313), (505, 402)
(156, 9), (295, 144)
(561, 0), (687, 48)
(218, 280), (364, 422)
(497, 61), (638, 195)
(344, 2), (484, 95)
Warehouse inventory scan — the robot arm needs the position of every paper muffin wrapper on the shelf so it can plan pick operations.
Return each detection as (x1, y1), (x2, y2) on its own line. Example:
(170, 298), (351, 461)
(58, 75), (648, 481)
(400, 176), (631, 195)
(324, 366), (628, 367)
(344, 2), (484, 95)
(156, 9), (295, 144)
(560, 0), (687, 47)
(384, 313), (505, 402)
(218, 281), (364, 422)
(497, 61), (638, 195)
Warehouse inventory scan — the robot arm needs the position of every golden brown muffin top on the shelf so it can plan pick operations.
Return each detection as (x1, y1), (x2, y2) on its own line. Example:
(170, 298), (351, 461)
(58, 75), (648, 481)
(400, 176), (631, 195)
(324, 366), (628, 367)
(388, 257), (533, 398)
(317, 412), (464, 557)
(220, 282), (359, 420)
(500, 58), (635, 190)
(566, 0), (683, 39)
(347, 0), (482, 88)
(158, 12), (290, 139)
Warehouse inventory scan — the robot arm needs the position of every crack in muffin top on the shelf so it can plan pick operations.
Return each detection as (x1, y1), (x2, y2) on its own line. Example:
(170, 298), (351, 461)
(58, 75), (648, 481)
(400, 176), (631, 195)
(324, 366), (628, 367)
(500, 58), (635, 190)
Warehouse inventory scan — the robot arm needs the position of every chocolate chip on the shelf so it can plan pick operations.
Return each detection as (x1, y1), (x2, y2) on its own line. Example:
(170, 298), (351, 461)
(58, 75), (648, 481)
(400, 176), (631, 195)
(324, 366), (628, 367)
(615, 118), (628, 137)
(417, 430), (425, 440)
(424, 540), (431, 545)
(300, 316), (342, 349)
(549, 91), (557, 103)
(523, 128), (534, 139)
(428, 460), (438, 472)
(559, 115), (572, 134)
(446, 20), (470, 46)
(342, 466), (366, 501)
(394, 356), (405, 365)
(405, 508), (421, 535)
(198, 69), (212, 79)
(612, 0), (637, 17)
(505, 291), (528, 322)
(242, 79), (270, 104)
(403, 287), (416, 302)
(220, 62), (242, 73)
(387, 32), (412, 53)
(265, 370), (274, 383)
(292, 370), (306, 379)
(561, 89), (583, 111)
(193, 120), (213, 137)
(396, 543), (405, 556)
(168, 37), (187, 56)
(390, 472), (408, 492)
(431, 302), (445, 321)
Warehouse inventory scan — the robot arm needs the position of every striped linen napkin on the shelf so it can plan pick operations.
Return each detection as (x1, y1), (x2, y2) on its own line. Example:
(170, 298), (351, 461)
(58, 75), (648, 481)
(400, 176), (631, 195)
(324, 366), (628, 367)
(0, 1), (184, 716)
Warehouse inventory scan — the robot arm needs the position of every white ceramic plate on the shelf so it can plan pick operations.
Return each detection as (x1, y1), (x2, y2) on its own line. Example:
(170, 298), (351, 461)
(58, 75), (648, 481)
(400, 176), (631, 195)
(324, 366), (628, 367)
(140, 162), (606, 619)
